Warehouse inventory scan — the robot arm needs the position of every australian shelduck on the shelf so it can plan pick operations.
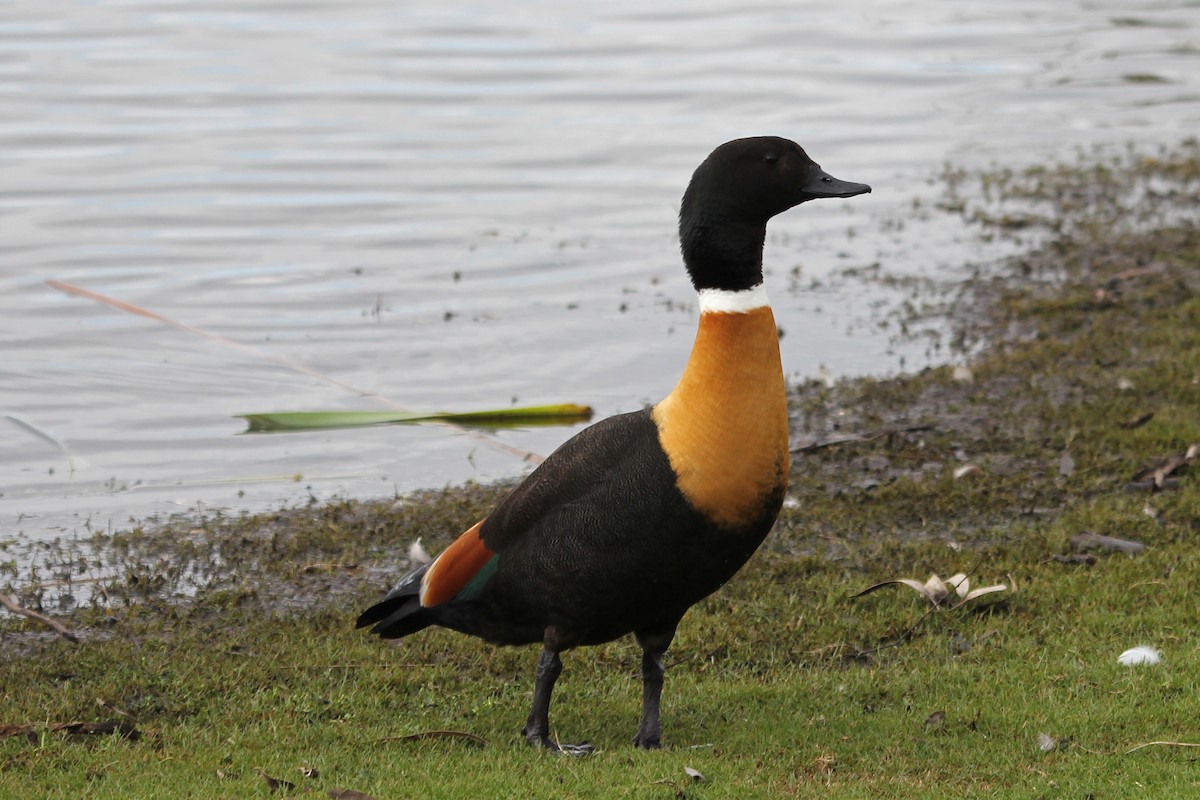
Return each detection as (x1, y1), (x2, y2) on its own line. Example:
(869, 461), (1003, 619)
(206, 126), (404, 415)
(358, 136), (871, 753)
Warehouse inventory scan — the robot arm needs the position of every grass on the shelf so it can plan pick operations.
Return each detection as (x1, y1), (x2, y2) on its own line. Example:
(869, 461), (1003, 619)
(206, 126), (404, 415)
(3, 140), (1200, 798)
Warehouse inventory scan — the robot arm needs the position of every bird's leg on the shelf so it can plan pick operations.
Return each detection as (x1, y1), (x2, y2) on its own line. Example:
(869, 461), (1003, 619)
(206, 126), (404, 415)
(522, 648), (593, 755)
(633, 649), (666, 749)
(522, 648), (559, 746)
(633, 626), (675, 749)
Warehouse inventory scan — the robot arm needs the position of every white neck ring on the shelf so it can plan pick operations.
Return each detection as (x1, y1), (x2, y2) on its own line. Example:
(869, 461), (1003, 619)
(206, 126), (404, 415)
(698, 284), (769, 314)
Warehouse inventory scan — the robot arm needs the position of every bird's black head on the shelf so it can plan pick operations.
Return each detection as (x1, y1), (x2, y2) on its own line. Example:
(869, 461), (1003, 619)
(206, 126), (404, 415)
(679, 136), (871, 291)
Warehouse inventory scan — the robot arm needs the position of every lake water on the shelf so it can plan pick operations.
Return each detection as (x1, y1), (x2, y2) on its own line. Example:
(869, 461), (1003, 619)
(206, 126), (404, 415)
(2, 0), (1198, 545)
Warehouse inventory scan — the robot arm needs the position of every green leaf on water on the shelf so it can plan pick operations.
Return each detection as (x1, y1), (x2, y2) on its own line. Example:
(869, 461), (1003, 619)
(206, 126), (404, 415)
(238, 403), (594, 433)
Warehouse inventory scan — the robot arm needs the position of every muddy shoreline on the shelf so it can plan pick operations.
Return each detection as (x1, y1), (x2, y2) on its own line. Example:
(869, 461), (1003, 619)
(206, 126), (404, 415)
(3, 140), (1198, 633)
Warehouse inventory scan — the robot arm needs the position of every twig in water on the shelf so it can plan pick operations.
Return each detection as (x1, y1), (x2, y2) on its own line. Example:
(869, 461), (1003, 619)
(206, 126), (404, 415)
(5, 415), (77, 476)
(46, 279), (545, 465)
(0, 593), (79, 643)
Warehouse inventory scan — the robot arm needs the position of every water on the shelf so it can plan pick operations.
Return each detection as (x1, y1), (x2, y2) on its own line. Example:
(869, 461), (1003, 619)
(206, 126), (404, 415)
(2, 0), (1198, 544)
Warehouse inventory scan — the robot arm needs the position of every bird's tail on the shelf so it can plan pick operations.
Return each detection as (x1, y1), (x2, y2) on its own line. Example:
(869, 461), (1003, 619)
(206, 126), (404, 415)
(356, 563), (435, 639)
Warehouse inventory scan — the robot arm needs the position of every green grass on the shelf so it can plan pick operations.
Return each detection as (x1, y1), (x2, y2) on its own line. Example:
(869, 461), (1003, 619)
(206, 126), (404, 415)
(4, 534), (1200, 798)
(3, 141), (1200, 798)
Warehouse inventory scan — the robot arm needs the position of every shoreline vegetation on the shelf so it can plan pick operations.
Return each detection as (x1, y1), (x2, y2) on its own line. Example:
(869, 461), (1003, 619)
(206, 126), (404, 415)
(3, 141), (1199, 798)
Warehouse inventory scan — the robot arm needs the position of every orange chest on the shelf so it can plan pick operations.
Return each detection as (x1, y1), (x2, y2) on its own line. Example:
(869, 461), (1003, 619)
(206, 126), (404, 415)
(651, 307), (790, 529)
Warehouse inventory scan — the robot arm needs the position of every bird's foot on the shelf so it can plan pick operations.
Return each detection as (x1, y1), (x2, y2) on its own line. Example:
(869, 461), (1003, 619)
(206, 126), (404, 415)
(632, 732), (662, 750)
(525, 733), (594, 756)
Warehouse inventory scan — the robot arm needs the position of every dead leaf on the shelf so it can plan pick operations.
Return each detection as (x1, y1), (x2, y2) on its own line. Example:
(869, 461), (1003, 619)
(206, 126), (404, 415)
(379, 729), (486, 747)
(683, 766), (706, 783)
(854, 573), (1007, 609)
(329, 790), (378, 800)
(1119, 412), (1153, 429)
(0, 724), (37, 742)
(924, 710), (946, 731)
(1125, 448), (1193, 492)
(953, 464), (982, 479)
(258, 768), (296, 793)
(1130, 454), (1190, 490)
(1153, 456), (1189, 487)
(855, 576), (948, 603)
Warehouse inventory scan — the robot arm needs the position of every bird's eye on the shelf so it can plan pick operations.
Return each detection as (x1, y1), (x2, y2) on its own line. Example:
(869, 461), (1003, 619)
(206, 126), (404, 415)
(764, 153), (779, 164)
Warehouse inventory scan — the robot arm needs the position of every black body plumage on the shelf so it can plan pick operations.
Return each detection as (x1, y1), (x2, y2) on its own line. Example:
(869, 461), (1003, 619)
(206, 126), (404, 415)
(358, 409), (780, 647)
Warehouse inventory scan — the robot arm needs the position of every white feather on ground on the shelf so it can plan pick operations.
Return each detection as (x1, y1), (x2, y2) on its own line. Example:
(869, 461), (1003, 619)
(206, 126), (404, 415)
(407, 538), (432, 565)
(1117, 645), (1162, 666)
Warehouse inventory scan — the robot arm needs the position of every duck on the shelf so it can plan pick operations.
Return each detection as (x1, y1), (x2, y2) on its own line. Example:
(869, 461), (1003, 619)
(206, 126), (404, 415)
(357, 136), (870, 753)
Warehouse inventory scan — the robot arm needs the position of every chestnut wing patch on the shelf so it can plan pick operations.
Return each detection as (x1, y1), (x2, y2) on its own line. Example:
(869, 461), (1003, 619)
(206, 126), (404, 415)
(419, 520), (497, 607)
